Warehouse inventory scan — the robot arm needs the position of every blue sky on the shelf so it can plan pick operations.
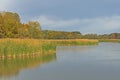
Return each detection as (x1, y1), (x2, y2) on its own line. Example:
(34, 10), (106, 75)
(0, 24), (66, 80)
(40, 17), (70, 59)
(0, 0), (120, 34)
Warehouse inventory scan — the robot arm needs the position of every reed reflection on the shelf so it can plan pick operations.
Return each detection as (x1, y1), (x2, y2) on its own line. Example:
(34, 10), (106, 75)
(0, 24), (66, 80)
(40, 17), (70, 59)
(0, 53), (56, 78)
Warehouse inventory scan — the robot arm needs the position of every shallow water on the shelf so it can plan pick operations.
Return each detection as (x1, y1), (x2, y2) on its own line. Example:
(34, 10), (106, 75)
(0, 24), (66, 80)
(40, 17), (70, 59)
(1, 42), (120, 80)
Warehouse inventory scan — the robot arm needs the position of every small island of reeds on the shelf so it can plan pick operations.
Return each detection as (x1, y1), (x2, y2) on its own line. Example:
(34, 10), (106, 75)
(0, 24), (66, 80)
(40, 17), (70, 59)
(0, 39), (98, 59)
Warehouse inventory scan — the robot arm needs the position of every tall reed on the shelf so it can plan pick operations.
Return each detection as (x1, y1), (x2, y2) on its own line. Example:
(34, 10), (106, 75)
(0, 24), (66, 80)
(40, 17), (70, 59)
(43, 39), (98, 46)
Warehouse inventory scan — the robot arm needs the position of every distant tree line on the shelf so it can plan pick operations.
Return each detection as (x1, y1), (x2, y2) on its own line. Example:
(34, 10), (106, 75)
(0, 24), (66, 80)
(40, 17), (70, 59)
(0, 11), (120, 39)
(42, 30), (82, 39)
(82, 33), (120, 39)
(42, 30), (120, 39)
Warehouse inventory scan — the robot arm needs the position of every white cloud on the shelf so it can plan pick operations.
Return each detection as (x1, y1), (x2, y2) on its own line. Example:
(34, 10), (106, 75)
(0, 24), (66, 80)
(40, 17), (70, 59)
(36, 15), (120, 34)
(36, 16), (79, 27)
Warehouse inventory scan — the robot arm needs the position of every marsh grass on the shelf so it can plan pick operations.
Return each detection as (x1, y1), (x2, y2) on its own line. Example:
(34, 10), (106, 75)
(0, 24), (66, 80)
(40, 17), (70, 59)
(0, 39), (98, 59)
(43, 39), (98, 46)
(99, 39), (120, 43)
(0, 39), (43, 59)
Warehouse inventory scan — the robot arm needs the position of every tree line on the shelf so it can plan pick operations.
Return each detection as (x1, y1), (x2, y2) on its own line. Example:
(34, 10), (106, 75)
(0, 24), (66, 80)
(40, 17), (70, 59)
(42, 30), (120, 39)
(0, 11), (120, 39)
(0, 12), (42, 38)
(82, 33), (120, 39)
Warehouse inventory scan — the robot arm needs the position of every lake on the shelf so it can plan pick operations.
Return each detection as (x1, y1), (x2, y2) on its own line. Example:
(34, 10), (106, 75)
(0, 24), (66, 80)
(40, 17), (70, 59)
(1, 42), (120, 80)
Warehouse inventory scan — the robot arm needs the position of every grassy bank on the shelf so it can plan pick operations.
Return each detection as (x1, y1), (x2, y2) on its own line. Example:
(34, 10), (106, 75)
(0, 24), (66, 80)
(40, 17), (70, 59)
(99, 39), (120, 43)
(0, 39), (98, 59)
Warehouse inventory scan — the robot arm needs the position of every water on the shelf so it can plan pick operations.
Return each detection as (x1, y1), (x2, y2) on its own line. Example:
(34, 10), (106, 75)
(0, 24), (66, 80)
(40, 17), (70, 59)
(1, 42), (120, 80)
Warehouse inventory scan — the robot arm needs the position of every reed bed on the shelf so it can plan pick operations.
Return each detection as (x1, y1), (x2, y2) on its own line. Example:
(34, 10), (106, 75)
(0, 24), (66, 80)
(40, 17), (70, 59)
(0, 39), (98, 59)
(99, 39), (120, 43)
(43, 39), (98, 46)
(0, 39), (56, 59)
(0, 39), (43, 59)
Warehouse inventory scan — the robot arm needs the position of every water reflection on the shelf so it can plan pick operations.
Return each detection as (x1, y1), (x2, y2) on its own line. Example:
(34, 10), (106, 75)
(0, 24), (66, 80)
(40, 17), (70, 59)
(0, 53), (56, 78)
(57, 46), (97, 52)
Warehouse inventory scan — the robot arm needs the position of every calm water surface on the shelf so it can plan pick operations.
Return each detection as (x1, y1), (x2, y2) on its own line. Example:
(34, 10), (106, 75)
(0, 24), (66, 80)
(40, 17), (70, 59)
(1, 42), (120, 80)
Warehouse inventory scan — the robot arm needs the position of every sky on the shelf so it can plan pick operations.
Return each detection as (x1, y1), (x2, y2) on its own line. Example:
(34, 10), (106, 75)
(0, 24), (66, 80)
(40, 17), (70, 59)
(0, 0), (120, 34)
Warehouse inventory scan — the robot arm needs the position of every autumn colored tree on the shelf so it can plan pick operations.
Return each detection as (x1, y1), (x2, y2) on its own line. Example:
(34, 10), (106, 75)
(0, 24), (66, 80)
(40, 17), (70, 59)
(0, 12), (42, 38)
(28, 21), (42, 38)
(0, 13), (5, 38)
(1, 12), (21, 38)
